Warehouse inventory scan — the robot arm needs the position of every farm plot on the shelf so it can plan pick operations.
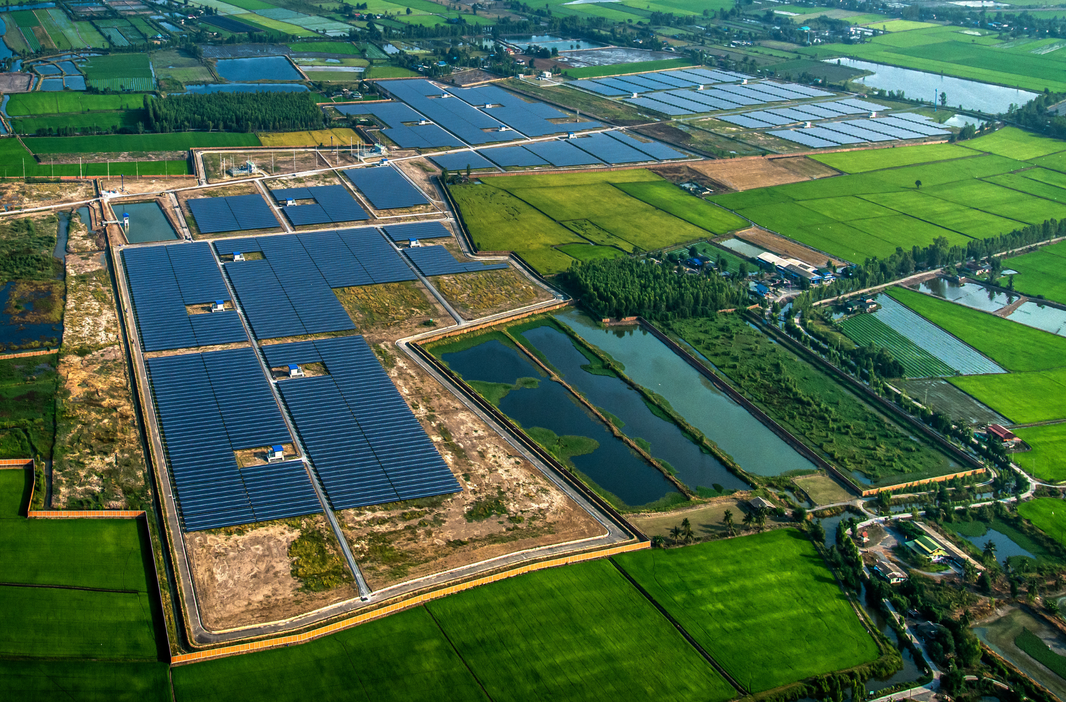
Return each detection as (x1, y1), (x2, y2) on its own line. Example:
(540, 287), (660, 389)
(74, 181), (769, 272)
(1019, 496), (1066, 543)
(7, 92), (146, 116)
(961, 126), (1066, 161)
(952, 367), (1066, 424)
(839, 313), (955, 378)
(811, 142), (976, 174)
(24, 132), (259, 154)
(1001, 240), (1066, 304)
(12, 10), (44, 51)
(151, 49), (213, 85)
(614, 529), (881, 693)
(0, 660), (170, 702)
(82, 54), (154, 92)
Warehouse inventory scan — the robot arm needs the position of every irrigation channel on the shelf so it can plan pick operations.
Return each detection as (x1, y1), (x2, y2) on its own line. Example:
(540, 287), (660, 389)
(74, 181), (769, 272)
(435, 309), (822, 509)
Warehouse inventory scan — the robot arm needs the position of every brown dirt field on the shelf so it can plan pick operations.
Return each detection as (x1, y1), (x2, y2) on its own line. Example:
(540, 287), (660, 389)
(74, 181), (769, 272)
(53, 260), (147, 510)
(773, 155), (840, 180)
(333, 280), (451, 344)
(630, 495), (750, 541)
(649, 162), (730, 192)
(97, 176), (195, 195)
(43, 150), (187, 164)
(187, 517), (360, 630)
(0, 72), (32, 92)
(262, 171), (344, 191)
(0, 181), (94, 208)
(393, 159), (440, 203)
(340, 345), (606, 590)
(734, 226), (846, 268)
(433, 268), (551, 319)
(792, 473), (856, 506)
(684, 156), (834, 192)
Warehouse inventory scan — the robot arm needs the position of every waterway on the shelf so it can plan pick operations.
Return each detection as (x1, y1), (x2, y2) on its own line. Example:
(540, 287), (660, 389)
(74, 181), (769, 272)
(0, 17), (11, 62)
(949, 521), (1036, 567)
(913, 278), (1018, 312)
(829, 58), (1038, 113)
(439, 339), (681, 508)
(557, 310), (819, 477)
(518, 323), (749, 493)
(119, 202), (178, 243)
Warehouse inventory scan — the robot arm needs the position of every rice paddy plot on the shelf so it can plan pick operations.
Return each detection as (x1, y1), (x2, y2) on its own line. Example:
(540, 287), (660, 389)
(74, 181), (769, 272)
(24, 132), (259, 154)
(614, 529), (881, 693)
(810, 142), (975, 174)
(425, 559), (736, 702)
(951, 366), (1066, 424)
(839, 313), (956, 378)
(0, 660), (170, 702)
(1000, 240), (1066, 304)
(1017, 422), (1066, 483)
(6, 92), (147, 116)
(1019, 495), (1066, 540)
(82, 54), (153, 91)
(961, 127), (1066, 161)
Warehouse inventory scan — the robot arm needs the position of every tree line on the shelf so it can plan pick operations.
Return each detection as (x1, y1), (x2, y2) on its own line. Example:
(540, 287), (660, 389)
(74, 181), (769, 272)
(563, 257), (749, 320)
(145, 92), (326, 134)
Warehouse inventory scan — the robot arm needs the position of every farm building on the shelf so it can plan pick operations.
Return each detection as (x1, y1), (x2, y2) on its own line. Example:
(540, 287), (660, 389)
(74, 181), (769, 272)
(906, 535), (948, 561)
(748, 496), (774, 512)
(985, 423), (1021, 447)
(756, 252), (825, 285)
(873, 558), (907, 584)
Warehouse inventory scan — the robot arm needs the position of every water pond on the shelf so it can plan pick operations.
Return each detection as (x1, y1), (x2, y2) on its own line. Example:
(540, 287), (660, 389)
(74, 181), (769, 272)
(504, 34), (603, 51)
(948, 520), (1035, 566)
(558, 310), (819, 477)
(828, 58), (1038, 114)
(0, 18), (11, 62)
(0, 281), (62, 349)
(183, 83), (309, 94)
(1007, 300), (1066, 337)
(215, 56), (302, 82)
(439, 338), (681, 508)
(717, 237), (767, 259)
(914, 278), (1018, 312)
(120, 202), (178, 243)
(518, 323), (749, 494)
(39, 78), (64, 92)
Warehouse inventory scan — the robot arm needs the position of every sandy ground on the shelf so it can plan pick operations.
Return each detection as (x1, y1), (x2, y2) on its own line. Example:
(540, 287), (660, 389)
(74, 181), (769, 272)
(97, 176), (196, 196)
(340, 345), (606, 590)
(65, 207), (105, 254)
(734, 226), (847, 268)
(186, 517), (360, 631)
(394, 159), (441, 202)
(262, 171), (344, 191)
(0, 181), (94, 208)
(433, 268), (552, 319)
(684, 156), (837, 192)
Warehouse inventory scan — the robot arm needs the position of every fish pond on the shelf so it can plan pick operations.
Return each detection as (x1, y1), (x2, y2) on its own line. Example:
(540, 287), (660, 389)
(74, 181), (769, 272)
(215, 56), (302, 82)
(945, 518), (1049, 568)
(913, 278), (1018, 313)
(1007, 300), (1066, 337)
(557, 310), (818, 477)
(119, 202), (178, 243)
(436, 336), (683, 510)
(183, 83), (309, 94)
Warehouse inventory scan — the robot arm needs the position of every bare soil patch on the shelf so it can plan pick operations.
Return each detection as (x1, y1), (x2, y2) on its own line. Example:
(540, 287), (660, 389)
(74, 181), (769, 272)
(65, 206), (105, 254)
(0, 72), (32, 92)
(684, 155), (831, 192)
(734, 226), (847, 268)
(433, 268), (550, 319)
(187, 517), (360, 631)
(97, 176), (195, 196)
(340, 345), (605, 590)
(0, 181), (94, 209)
(202, 149), (362, 184)
(262, 171), (344, 191)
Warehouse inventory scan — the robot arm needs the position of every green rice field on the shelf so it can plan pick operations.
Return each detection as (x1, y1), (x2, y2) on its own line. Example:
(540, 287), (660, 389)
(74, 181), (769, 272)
(174, 560), (735, 702)
(0, 660), (170, 702)
(838, 313), (955, 378)
(24, 132), (259, 154)
(1015, 424), (1066, 483)
(1019, 497), (1066, 546)
(451, 170), (746, 275)
(614, 529), (880, 693)
(82, 54), (154, 91)
(13, 111), (148, 135)
(7, 93), (148, 116)
(714, 130), (1066, 263)
(1001, 240), (1066, 304)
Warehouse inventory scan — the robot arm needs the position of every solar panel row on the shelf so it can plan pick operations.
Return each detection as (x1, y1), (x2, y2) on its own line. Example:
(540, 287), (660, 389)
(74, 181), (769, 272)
(123, 243), (247, 352)
(447, 84), (602, 138)
(344, 166), (430, 210)
(188, 194), (278, 234)
(626, 81), (835, 116)
(577, 67), (749, 97)
(428, 151), (496, 171)
(335, 101), (463, 149)
(381, 221), (452, 242)
(267, 336), (461, 510)
(404, 245), (509, 277)
(270, 184), (369, 227)
(767, 113), (949, 149)
(377, 79), (516, 146)
(146, 348), (317, 532)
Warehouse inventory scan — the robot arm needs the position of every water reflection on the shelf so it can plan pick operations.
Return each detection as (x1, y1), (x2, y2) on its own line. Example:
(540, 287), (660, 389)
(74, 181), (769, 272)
(915, 278), (1016, 312)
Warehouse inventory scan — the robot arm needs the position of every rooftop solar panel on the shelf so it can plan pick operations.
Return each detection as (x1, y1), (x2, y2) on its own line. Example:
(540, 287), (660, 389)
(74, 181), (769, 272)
(403, 245), (508, 276)
(381, 221), (452, 242)
(344, 166), (430, 210)
(523, 140), (603, 167)
(482, 145), (549, 168)
(429, 151), (495, 171)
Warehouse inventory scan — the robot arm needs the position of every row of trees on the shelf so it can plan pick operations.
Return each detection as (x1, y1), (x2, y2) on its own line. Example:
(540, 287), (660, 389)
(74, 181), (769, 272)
(563, 257), (750, 320)
(145, 92), (326, 134)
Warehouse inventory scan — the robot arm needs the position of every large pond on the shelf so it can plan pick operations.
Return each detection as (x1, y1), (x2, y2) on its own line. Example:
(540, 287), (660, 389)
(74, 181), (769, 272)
(505, 34), (603, 51)
(1007, 300), (1066, 337)
(828, 58), (1038, 114)
(439, 339), (681, 508)
(949, 521), (1036, 567)
(913, 278), (1018, 312)
(119, 202), (178, 243)
(183, 83), (309, 94)
(558, 310), (819, 477)
(215, 56), (302, 82)
(518, 323), (749, 494)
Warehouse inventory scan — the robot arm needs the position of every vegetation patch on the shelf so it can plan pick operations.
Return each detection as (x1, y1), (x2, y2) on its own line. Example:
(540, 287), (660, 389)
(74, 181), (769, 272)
(1019, 498), (1066, 547)
(1016, 628), (1066, 678)
(0, 660), (170, 702)
(288, 521), (353, 592)
(0, 355), (58, 459)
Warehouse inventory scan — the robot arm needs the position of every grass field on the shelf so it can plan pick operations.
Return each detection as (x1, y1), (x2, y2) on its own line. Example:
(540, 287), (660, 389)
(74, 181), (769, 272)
(174, 559), (733, 702)
(1001, 240), (1066, 304)
(258, 128), (362, 147)
(1013, 424), (1066, 483)
(6, 92), (148, 116)
(24, 132), (259, 154)
(838, 313), (955, 378)
(0, 136), (187, 176)
(152, 49), (213, 85)
(451, 170), (746, 275)
(82, 54), (154, 91)
(0, 660), (170, 702)
(811, 143), (977, 174)
(13, 111), (147, 135)
(615, 529), (880, 693)
(0, 356), (58, 459)
(1019, 497), (1066, 546)
(962, 128), (1066, 161)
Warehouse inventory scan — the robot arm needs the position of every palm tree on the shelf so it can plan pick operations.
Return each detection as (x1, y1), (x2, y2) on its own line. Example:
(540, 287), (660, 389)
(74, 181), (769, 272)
(723, 509), (735, 537)
(681, 518), (693, 543)
(983, 539), (998, 562)
(651, 535), (665, 549)
(742, 510), (755, 531)
(669, 525), (682, 545)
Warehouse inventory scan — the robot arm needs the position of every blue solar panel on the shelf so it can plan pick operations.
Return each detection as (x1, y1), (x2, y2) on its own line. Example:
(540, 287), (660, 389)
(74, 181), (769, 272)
(572, 79), (628, 97)
(605, 131), (686, 160)
(429, 151), (495, 171)
(344, 166), (430, 210)
(449, 85), (601, 138)
(268, 336), (460, 510)
(381, 221), (451, 243)
(145, 348), (316, 532)
(570, 132), (651, 164)
(123, 242), (247, 352)
(224, 259), (307, 339)
(336, 101), (464, 149)
(272, 185), (369, 226)
(403, 245), (508, 277)
(188, 194), (278, 234)
(625, 97), (688, 116)
(377, 79), (515, 146)
(768, 130), (839, 149)
(523, 140), (603, 167)
(482, 145), (549, 168)
(336, 228), (416, 284)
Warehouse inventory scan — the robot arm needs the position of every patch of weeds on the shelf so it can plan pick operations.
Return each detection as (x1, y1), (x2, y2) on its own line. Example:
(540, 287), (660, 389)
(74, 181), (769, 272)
(465, 492), (508, 522)
(288, 524), (352, 592)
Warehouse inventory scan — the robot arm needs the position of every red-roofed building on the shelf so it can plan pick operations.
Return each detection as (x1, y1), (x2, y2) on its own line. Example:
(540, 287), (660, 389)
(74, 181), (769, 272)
(987, 424), (1020, 446)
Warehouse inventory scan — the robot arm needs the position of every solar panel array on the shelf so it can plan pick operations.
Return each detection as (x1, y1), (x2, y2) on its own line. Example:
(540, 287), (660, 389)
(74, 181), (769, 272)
(146, 348), (321, 532)
(336, 101), (463, 149)
(429, 151), (495, 171)
(382, 220), (452, 242)
(219, 229), (414, 339)
(270, 184), (369, 227)
(573, 67), (749, 97)
(621, 79), (835, 116)
(404, 245), (509, 277)
(123, 243), (247, 352)
(524, 139), (604, 167)
(265, 336), (461, 510)
(448, 84), (602, 137)
(767, 113), (950, 149)
(344, 166), (431, 210)
(188, 194), (279, 234)
(481, 145), (549, 168)
(377, 79), (516, 146)
(717, 100), (882, 128)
